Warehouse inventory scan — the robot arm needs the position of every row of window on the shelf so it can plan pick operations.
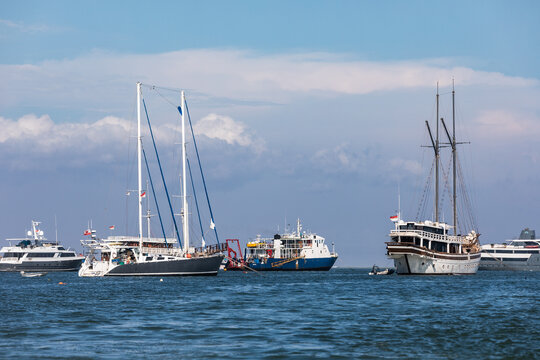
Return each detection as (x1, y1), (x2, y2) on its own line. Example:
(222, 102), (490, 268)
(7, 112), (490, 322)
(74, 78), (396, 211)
(2, 252), (77, 258)
(399, 224), (445, 235)
(482, 249), (540, 254)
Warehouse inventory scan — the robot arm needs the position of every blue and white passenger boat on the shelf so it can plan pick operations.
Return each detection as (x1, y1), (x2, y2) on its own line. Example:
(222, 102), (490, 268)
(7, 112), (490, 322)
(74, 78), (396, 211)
(236, 219), (338, 271)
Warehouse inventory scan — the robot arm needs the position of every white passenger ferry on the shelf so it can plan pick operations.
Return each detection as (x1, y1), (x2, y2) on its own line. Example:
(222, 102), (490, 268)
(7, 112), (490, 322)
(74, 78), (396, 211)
(479, 228), (540, 271)
(0, 220), (84, 272)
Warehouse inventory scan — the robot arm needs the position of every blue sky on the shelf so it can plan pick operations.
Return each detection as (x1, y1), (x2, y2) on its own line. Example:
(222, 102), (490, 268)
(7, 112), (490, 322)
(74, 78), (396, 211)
(1, 0), (539, 266)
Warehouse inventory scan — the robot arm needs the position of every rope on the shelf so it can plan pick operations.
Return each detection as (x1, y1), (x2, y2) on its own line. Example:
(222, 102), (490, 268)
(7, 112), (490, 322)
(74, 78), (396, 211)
(142, 99), (183, 249)
(184, 100), (220, 245)
(142, 147), (168, 243)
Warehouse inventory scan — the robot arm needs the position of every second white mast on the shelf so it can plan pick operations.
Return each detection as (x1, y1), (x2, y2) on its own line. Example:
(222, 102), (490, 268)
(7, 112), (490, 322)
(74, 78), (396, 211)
(181, 91), (190, 253)
(137, 82), (143, 255)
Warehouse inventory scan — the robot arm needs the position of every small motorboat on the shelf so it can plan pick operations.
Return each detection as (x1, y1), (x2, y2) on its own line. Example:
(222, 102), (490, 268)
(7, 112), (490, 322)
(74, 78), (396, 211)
(369, 265), (395, 275)
(20, 271), (48, 277)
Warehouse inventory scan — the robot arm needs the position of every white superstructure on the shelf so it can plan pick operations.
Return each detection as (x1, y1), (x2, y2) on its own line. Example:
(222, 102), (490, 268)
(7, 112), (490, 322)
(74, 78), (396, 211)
(387, 218), (480, 275)
(480, 228), (540, 271)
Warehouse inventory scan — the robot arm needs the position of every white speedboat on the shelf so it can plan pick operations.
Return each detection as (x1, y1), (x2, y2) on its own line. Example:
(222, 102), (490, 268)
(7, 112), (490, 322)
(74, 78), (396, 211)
(479, 228), (540, 271)
(0, 221), (84, 272)
(369, 265), (395, 275)
(20, 271), (48, 277)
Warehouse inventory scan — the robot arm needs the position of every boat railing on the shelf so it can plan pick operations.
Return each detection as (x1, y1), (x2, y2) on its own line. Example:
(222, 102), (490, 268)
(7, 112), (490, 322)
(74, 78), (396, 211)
(385, 241), (479, 256)
(142, 243), (226, 257)
(389, 229), (470, 244)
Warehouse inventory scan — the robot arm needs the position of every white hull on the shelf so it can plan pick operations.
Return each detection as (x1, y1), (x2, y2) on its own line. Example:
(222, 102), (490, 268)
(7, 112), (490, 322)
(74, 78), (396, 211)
(387, 244), (480, 275)
(79, 254), (223, 277)
(479, 253), (540, 271)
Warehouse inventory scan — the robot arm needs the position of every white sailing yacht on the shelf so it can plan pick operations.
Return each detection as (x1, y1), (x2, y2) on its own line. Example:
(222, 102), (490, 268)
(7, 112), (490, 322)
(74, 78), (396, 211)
(386, 83), (481, 275)
(79, 83), (224, 276)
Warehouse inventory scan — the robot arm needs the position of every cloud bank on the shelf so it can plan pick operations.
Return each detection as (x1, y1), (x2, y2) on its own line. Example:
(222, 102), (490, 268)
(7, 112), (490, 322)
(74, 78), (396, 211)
(1, 49), (537, 113)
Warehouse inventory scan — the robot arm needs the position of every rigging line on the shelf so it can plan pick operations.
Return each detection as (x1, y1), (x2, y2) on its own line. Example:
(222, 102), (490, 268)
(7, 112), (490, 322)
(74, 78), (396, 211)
(183, 100), (220, 245)
(142, 98), (183, 249)
(187, 158), (206, 247)
(153, 87), (179, 109)
(458, 158), (477, 230)
(142, 147), (168, 244)
(416, 158), (435, 221)
(457, 164), (474, 232)
(439, 156), (453, 220)
(141, 83), (184, 94)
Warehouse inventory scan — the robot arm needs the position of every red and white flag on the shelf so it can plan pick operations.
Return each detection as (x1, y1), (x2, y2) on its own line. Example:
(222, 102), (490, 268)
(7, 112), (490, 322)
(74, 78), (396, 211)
(109, 225), (115, 230)
(140, 191), (146, 198)
(390, 215), (399, 222)
(83, 229), (91, 236)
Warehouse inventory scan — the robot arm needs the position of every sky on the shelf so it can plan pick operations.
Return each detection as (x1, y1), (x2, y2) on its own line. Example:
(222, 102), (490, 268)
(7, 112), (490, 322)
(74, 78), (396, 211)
(1, 0), (539, 267)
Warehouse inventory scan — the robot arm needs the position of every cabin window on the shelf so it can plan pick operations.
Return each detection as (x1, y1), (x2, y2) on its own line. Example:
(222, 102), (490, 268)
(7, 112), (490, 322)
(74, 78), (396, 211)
(482, 249), (495, 253)
(430, 241), (447, 252)
(3, 252), (22, 258)
(60, 252), (76, 257)
(495, 250), (513, 254)
(29, 253), (56, 257)
(414, 238), (421, 246)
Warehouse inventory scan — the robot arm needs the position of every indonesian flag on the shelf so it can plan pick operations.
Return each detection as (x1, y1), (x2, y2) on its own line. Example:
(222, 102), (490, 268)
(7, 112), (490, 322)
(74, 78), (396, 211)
(390, 215), (399, 222)
(109, 225), (115, 230)
(83, 229), (91, 236)
(140, 191), (146, 198)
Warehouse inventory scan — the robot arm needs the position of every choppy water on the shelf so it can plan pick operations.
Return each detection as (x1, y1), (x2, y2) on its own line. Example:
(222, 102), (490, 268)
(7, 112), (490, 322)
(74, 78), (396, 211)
(0, 269), (538, 359)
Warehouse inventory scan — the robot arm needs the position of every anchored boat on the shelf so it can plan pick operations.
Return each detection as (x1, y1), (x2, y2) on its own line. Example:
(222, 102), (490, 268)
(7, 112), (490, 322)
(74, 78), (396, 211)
(386, 83), (481, 275)
(0, 220), (83, 272)
(79, 83), (224, 276)
(226, 219), (338, 271)
(479, 228), (540, 271)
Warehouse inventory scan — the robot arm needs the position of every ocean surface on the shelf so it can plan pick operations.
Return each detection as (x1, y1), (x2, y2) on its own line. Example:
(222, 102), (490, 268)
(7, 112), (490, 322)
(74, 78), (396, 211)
(0, 269), (538, 359)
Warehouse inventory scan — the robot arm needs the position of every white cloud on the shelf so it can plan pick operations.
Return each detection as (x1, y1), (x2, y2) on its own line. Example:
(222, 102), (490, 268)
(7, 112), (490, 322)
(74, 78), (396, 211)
(193, 113), (265, 153)
(0, 114), (130, 152)
(1, 49), (537, 114)
(472, 109), (540, 138)
(0, 19), (52, 33)
(312, 144), (376, 174)
(389, 158), (423, 176)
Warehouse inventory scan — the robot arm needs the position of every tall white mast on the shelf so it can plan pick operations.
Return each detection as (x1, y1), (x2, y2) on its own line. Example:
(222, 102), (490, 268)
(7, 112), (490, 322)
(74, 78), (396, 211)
(435, 82), (440, 223)
(146, 180), (151, 241)
(181, 90), (190, 253)
(137, 82), (143, 257)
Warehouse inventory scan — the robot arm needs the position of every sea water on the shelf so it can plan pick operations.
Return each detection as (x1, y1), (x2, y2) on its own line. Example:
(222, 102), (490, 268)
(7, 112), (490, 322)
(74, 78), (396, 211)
(0, 269), (538, 359)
